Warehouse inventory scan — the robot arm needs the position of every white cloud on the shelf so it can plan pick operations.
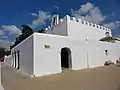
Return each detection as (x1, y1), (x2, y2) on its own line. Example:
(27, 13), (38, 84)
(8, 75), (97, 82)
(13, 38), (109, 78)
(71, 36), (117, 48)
(0, 30), (5, 36)
(31, 13), (37, 17)
(0, 31), (7, 39)
(1, 25), (21, 36)
(70, 2), (106, 24)
(70, 2), (120, 30)
(78, 2), (93, 13)
(0, 39), (13, 50)
(0, 25), (21, 49)
(53, 5), (59, 10)
(30, 10), (51, 29)
(103, 21), (120, 29)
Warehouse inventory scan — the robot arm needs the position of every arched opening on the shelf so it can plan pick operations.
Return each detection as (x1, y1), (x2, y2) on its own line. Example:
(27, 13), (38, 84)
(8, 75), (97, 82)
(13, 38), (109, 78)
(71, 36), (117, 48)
(61, 47), (72, 70)
(105, 32), (110, 37)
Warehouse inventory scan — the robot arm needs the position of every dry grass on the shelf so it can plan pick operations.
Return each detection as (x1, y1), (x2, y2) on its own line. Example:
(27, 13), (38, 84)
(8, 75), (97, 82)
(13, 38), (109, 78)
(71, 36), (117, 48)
(1, 62), (120, 90)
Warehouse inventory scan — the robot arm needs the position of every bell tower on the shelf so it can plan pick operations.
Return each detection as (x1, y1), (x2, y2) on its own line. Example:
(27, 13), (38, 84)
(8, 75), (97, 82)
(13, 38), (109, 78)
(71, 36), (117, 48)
(51, 14), (59, 29)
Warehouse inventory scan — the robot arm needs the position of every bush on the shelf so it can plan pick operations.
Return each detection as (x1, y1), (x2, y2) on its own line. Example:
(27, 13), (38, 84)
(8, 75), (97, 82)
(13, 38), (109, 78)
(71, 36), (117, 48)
(116, 59), (120, 63)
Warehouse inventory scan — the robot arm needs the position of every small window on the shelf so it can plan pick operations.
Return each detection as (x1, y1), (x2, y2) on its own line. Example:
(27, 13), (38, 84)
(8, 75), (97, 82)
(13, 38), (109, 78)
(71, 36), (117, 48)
(93, 24), (95, 27)
(105, 50), (108, 56)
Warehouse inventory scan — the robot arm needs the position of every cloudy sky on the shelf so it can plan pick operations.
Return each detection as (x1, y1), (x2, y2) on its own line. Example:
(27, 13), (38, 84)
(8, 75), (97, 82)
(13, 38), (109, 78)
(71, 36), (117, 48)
(0, 0), (120, 49)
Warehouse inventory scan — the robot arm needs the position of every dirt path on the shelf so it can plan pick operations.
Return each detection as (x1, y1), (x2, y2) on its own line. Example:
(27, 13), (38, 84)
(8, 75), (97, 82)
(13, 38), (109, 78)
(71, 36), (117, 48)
(1, 63), (31, 88)
(1, 62), (120, 90)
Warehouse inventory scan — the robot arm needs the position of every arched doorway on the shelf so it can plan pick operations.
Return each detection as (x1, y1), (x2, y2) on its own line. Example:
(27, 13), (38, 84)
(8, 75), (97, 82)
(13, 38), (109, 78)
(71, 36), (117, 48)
(61, 47), (72, 70)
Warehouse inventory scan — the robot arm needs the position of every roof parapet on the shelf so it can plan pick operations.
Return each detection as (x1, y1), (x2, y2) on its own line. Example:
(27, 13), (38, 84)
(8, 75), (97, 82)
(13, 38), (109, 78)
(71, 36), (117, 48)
(70, 17), (76, 21)
(45, 15), (112, 32)
(76, 19), (82, 22)
(66, 15), (111, 31)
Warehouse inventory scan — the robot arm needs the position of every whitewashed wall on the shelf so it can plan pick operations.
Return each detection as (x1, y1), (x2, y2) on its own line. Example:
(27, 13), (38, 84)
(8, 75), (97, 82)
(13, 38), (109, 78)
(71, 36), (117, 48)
(10, 33), (120, 77)
(87, 40), (120, 68)
(67, 17), (111, 40)
(33, 33), (120, 77)
(106, 42), (120, 62)
(33, 33), (87, 76)
(86, 41), (107, 68)
(11, 35), (34, 75)
(46, 15), (112, 40)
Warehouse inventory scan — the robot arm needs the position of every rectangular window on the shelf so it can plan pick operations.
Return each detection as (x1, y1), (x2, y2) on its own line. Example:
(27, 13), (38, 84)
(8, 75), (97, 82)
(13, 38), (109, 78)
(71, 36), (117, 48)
(14, 51), (16, 68)
(105, 50), (108, 56)
(17, 50), (20, 69)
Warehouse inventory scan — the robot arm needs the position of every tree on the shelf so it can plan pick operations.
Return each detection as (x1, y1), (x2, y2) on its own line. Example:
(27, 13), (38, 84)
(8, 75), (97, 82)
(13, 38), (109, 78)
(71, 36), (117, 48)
(0, 48), (6, 58)
(0, 47), (11, 62)
(21, 25), (33, 34)
(37, 29), (46, 33)
(10, 25), (33, 49)
(20, 25), (33, 41)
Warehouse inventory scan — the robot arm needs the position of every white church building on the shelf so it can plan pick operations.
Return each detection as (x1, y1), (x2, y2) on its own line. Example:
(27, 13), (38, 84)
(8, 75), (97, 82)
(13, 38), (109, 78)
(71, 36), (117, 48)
(5, 15), (120, 77)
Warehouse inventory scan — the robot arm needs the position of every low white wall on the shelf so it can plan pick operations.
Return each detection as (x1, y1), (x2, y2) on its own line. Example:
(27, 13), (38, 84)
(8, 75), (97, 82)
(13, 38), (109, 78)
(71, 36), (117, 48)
(87, 41), (107, 68)
(87, 40), (120, 67)
(106, 42), (120, 62)
(4, 55), (11, 65)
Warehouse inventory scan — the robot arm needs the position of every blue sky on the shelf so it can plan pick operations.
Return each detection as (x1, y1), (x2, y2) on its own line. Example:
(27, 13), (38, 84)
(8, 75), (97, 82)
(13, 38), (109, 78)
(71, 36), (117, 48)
(0, 0), (120, 49)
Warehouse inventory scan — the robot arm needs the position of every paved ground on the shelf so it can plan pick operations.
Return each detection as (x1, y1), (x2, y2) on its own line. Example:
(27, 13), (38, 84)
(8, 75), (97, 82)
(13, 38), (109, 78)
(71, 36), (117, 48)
(1, 62), (120, 90)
